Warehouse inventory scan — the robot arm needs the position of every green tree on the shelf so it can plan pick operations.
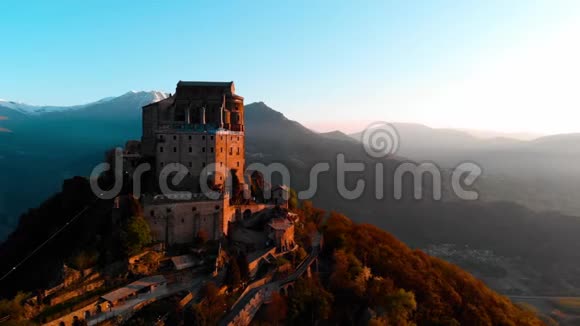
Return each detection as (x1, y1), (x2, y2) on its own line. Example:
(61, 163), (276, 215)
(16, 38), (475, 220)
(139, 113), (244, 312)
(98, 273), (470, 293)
(288, 277), (333, 323)
(70, 250), (99, 270)
(123, 216), (151, 255)
(288, 188), (298, 211)
(0, 292), (29, 321)
(293, 247), (308, 264)
(383, 289), (417, 325)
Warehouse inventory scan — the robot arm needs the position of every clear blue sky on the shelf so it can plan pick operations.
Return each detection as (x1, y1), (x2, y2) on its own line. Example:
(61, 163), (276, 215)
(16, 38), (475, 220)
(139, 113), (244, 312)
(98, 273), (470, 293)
(2, 1), (579, 134)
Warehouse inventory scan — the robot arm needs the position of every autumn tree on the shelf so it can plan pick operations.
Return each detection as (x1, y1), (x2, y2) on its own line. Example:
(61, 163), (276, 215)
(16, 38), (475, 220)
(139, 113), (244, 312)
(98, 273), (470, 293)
(0, 292), (30, 321)
(301, 201), (326, 227)
(186, 282), (227, 325)
(320, 212), (544, 325)
(322, 211), (353, 252)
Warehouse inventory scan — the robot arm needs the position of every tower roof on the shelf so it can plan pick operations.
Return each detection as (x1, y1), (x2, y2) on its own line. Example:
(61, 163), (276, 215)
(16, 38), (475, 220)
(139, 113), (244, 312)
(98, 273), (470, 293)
(177, 81), (234, 88)
(175, 81), (240, 99)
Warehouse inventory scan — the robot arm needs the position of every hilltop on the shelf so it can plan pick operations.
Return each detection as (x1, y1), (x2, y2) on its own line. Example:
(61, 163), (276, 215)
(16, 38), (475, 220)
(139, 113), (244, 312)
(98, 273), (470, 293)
(0, 177), (547, 325)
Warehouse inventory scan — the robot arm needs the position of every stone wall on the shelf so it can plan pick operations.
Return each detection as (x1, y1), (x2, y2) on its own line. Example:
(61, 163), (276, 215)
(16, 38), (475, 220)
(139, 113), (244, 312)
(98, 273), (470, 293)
(213, 132), (245, 187)
(144, 193), (272, 245)
(42, 301), (104, 326)
(48, 280), (104, 306)
(42, 266), (97, 302)
(153, 130), (244, 190)
(226, 289), (265, 326)
(145, 196), (230, 243)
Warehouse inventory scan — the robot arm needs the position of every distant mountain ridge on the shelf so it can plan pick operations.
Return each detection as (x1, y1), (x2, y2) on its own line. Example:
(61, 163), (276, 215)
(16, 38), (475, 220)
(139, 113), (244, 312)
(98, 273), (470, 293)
(0, 91), (168, 241)
(347, 122), (579, 151)
(457, 128), (543, 141)
(0, 91), (168, 116)
(319, 130), (358, 143)
(2, 96), (580, 298)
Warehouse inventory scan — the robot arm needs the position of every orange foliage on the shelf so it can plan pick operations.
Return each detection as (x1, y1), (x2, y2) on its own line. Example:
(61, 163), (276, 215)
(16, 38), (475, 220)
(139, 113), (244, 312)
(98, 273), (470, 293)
(322, 216), (545, 325)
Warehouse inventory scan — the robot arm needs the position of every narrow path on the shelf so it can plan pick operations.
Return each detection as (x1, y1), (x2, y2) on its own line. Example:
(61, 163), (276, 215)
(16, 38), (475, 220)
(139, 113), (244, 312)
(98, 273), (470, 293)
(220, 233), (322, 326)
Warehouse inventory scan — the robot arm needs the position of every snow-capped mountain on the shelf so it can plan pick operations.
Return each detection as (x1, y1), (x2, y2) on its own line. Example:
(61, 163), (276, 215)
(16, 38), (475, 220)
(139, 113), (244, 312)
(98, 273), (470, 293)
(0, 91), (169, 116)
(114, 90), (169, 105)
(0, 90), (171, 240)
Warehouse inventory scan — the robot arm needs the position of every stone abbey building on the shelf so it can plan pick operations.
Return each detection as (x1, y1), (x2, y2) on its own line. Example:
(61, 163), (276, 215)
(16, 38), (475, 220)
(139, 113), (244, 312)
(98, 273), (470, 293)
(137, 81), (269, 244)
(142, 81), (245, 189)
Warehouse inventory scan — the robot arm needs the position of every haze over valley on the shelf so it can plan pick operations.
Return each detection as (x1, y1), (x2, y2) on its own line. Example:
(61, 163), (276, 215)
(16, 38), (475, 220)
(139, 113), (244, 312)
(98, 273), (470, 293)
(2, 93), (580, 302)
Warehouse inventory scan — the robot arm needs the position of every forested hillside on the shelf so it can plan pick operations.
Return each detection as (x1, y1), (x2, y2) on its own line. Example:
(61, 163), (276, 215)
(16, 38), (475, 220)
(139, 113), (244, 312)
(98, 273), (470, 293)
(274, 204), (548, 325)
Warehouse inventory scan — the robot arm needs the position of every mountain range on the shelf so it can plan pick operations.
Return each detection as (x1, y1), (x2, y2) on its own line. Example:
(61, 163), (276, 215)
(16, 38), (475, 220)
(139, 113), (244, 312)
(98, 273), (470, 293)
(0, 91), (168, 240)
(346, 122), (580, 215)
(1, 92), (580, 297)
(0, 91), (167, 116)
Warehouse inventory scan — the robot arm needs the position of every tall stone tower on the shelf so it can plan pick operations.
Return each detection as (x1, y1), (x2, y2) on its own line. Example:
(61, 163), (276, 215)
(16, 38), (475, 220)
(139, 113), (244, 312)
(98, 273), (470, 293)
(141, 81), (245, 192)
